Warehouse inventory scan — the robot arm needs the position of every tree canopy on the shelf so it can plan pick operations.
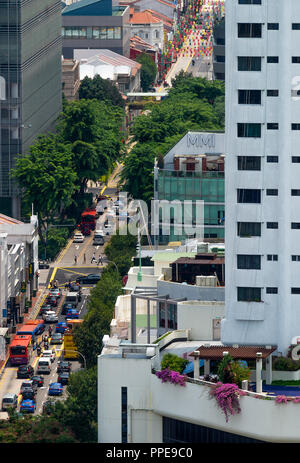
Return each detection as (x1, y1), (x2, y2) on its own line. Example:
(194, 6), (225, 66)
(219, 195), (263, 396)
(79, 75), (125, 108)
(120, 74), (225, 203)
(136, 53), (157, 91)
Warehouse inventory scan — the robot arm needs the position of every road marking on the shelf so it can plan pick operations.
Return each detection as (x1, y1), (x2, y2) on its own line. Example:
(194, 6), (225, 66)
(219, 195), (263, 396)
(48, 267), (58, 289)
(56, 237), (74, 265)
(100, 185), (107, 195)
(77, 233), (94, 263)
(58, 266), (104, 277)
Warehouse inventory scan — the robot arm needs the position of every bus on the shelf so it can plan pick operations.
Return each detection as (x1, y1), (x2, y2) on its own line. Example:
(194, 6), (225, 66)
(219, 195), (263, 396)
(9, 335), (32, 365)
(17, 320), (45, 343)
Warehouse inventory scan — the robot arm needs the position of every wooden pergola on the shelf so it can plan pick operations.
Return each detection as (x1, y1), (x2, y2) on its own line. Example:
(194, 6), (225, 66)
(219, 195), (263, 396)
(189, 345), (277, 391)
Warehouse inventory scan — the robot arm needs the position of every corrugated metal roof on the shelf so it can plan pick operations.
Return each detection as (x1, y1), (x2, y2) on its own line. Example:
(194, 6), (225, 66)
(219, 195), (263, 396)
(0, 213), (23, 225)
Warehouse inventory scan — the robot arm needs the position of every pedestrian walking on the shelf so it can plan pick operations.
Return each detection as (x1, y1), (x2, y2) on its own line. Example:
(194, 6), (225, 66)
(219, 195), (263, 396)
(91, 252), (96, 264)
(97, 255), (103, 266)
(83, 253), (86, 264)
(74, 255), (77, 265)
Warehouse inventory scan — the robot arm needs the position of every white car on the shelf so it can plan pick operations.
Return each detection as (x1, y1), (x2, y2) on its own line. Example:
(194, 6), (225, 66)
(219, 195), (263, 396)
(103, 223), (115, 235)
(41, 349), (56, 362)
(73, 232), (84, 243)
(43, 311), (58, 323)
(49, 289), (61, 299)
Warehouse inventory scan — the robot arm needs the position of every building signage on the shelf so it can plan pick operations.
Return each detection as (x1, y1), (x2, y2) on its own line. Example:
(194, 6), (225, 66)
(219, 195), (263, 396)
(187, 133), (216, 149)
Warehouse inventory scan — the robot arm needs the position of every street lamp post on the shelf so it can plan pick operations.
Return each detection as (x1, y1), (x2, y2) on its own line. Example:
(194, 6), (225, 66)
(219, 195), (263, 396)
(105, 260), (119, 273)
(57, 349), (86, 369)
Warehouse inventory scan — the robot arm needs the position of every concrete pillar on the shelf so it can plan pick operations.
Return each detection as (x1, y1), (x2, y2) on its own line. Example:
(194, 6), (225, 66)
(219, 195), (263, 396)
(131, 295), (136, 343)
(193, 354), (200, 378)
(164, 301), (168, 332)
(256, 352), (263, 393)
(265, 355), (273, 385)
(204, 359), (210, 376)
(147, 299), (150, 344)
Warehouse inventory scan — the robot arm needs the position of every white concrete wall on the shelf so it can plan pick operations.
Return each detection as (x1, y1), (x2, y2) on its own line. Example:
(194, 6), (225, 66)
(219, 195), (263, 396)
(98, 355), (162, 443)
(98, 350), (300, 443)
(115, 294), (156, 321)
(223, 0), (300, 353)
(177, 300), (224, 341)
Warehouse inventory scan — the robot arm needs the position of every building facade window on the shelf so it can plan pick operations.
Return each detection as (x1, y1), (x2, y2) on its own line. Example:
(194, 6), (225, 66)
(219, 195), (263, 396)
(266, 189), (278, 196)
(238, 23), (262, 38)
(238, 0), (261, 4)
(267, 254), (278, 261)
(267, 156), (278, 162)
(238, 56), (261, 71)
(267, 123), (279, 130)
(238, 90), (261, 104)
(237, 123), (261, 138)
(237, 156), (261, 170)
(267, 56), (279, 63)
(266, 222), (278, 229)
(62, 26), (122, 40)
(267, 90), (279, 96)
(237, 254), (261, 269)
(237, 287), (261, 302)
(237, 189), (261, 203)
(237, 222), (261, 237)
(121, 387), (127, 443)
(266, 287), (278, 294)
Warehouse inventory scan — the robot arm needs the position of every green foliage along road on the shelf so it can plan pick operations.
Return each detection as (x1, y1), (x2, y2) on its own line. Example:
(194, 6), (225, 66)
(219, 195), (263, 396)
(120, 73), (225, 203)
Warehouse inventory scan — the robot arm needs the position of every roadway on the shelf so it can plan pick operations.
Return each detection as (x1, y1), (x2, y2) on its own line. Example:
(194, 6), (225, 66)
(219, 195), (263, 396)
(0, 172), (122, 419)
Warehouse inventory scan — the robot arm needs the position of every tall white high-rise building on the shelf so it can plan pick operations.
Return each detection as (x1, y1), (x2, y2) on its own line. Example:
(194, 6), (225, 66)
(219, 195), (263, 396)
(222, 0), (300, 354)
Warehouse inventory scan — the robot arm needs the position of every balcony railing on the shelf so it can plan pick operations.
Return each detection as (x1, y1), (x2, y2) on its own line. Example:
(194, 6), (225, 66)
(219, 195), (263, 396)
(158, 169), (224, 179)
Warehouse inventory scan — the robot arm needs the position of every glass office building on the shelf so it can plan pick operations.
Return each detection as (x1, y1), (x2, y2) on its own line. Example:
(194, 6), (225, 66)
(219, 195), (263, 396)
(0, 0), (62, 217)
(153, 132), (225, 245)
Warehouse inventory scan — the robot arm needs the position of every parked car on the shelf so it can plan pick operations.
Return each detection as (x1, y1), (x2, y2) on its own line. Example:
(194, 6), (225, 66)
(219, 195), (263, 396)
(20, 399), (36, 413)
(73, 232), (84, 243)
(38, 260), (50, 269)
(2, 393), (18, 411)
(65, 309), (79, 319)
(44, 311), (58, 323)
(57, 371), (70, 385)
(50, 333), (63, 344)
(61, 302), (76, 315)
(55, 322), (68, 334)
(48, 383), (63, 396)
(31, 375), (44, 388)
(17, 365), (34, 379)
(76, 274), (101, 285)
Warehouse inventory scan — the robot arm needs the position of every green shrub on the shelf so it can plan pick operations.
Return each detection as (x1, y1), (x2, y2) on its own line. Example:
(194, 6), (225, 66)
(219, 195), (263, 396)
(161, 353), (188, 374)
(217, 354), (251, 387)
(273, 356), (300, 371)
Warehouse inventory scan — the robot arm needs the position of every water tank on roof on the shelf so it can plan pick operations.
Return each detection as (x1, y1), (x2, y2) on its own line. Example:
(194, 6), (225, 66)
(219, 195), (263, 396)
(197, 243), (208, 253)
